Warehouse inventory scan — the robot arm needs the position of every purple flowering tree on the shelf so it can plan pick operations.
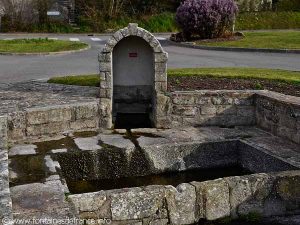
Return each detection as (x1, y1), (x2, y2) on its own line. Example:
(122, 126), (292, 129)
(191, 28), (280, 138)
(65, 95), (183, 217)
(176, 0), (238, 39)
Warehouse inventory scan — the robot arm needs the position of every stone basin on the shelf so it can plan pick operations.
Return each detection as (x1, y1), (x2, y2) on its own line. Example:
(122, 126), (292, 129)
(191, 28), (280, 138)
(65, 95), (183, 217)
(6, 126), (300, 224)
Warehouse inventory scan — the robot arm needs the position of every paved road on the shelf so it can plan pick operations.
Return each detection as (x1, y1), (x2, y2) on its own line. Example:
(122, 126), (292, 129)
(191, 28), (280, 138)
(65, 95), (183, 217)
(0, 34), (299, 83)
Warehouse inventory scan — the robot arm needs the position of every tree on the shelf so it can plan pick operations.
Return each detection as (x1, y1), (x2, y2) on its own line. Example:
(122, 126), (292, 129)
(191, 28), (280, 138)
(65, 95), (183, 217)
(0, 0), (37, 30)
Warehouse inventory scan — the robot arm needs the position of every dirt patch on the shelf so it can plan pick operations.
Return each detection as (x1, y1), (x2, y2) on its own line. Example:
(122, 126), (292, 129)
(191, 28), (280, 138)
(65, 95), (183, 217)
(170, 32), (244, 43)
(168, 76), (300, 97)
(195, 35), (243, 44)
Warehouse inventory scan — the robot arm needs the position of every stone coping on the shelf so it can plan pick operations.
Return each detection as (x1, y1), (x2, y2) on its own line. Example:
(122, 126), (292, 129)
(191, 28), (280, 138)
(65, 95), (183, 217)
(257, 90), (300, 107)
(9, 170), (300, 224)
(0, 81), (98, 116)
(171, 89), (300, 106)
(0, 81), (299, 116)
(66, 170), (300, 224)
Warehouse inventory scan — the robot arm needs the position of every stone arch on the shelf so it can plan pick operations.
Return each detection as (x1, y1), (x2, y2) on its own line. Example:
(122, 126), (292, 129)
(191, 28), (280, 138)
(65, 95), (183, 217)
(98, 23), (168, 129)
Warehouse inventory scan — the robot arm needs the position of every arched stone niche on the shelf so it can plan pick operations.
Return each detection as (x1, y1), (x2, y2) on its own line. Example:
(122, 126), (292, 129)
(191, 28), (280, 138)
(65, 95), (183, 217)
(98, 23), (168, 129)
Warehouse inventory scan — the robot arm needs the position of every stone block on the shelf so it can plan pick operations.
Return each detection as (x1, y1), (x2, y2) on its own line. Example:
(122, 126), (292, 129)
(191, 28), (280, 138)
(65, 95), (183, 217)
(152, 43), (163, 53)
(10, 182), (68, 216)
(100, 116), (112, 129)
(155, 63), (167, 74)
(9, 144), (37, 156)
(143, 31), (154, 43)
(100, 89), (112, 98)
(173, 106), (198, 116)
(0, 116), (8, 149)
(99, 98), (112, 117)
(200, 106), (217, 115)
(98, 53), (111, 63)
(155, 71), (167, 83)
(224, 176), (253, 218)
(154, 53), (168, 63)
(70, 118), (99, 130)
(195, 97), (212, 105)
(166, 183), (197, 225)
(106, 37), (117, 48)
(73, 102), (99, 120)
(128, 23), (138, 35)
(136, 28), (145, 38)
(172, 94), (195, 105)
(155, 82), (167, 93)
(74, 137), (102, 151)
(26, 106), (72, 125)
(156, 94), (171, 117)
(110, 186), (166, 221)
(113, 30), (124, 42)
(68, 191), (107, 214)
(148, 219), (169, 225)
(26, 122), (70, 137)
(7, 112), (26, 140)
(100, 72), (106, 81)
(212, 97), (234, 105)
(100, 62), (111, 72)
(155, 117), (172, 129)
(100, 81), (111, 89)
(235, 173), (274, 216)
(233, 97), (254, 106)
(98, 134), (135, 149)
(273, 170), (300, 213)
(192, 179), (230, 221)
(121, 28), (130, 37)
(102, 44), (113, 53)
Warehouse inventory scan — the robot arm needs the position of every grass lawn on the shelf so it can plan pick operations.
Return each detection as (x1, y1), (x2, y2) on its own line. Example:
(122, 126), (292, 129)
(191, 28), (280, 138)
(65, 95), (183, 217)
(236, 11), (300, 30)
(196, 31), (300, 49)
(0, 38), (88, 53)
(48, 68), (300, 87)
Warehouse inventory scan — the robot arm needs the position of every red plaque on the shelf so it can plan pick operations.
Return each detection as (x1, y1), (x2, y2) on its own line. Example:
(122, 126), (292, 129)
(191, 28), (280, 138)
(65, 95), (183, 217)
(129, 52), (138, 58)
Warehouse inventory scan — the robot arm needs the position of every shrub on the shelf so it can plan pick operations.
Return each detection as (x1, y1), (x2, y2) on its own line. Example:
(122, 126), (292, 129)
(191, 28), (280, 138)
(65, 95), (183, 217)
(176, 0), (238, 39)
(235, 0), (272, 12)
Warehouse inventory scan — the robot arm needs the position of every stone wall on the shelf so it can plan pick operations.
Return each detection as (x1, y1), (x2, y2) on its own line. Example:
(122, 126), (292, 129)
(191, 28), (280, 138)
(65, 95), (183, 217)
(68, 170), (300, 225)
(168, 91), (256, 128)
(0, 116), (13, 221)
(7, 102), (100, 141)
(256, 91), (300, 144)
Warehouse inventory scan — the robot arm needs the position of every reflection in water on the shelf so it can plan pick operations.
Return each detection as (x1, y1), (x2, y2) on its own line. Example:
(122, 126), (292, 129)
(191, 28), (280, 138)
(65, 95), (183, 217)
(67, 165), (250, 194)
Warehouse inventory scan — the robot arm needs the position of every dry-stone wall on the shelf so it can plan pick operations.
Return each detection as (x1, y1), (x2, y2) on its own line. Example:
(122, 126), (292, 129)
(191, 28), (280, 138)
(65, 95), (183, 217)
(167, 90), (256, 128)
(256, 91), (300, 144)
(68, 170), (300, 225)
(7, 102), (100, 141)
(0, 116), (13, 221)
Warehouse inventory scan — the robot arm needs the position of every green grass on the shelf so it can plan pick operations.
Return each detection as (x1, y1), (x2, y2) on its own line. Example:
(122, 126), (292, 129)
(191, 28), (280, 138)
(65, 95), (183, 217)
(48, 75), (100, 87)
(0, 38), (88, 53)
(139, 13), (178, 33)
(196, 31), (300, 49)
(47, 68), (300, 87)
(87, 12), (178, 33)
(236, 11), (300, 30)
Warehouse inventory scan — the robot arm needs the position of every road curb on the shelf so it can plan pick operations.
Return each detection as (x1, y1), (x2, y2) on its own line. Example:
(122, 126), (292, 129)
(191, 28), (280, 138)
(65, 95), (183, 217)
(167, 40), (300, 54)
(0, 44), (91, 56)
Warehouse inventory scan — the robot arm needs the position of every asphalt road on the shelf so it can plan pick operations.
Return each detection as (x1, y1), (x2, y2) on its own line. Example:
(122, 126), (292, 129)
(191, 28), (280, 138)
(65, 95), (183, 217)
(0, 33), (299, 83)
